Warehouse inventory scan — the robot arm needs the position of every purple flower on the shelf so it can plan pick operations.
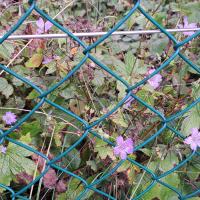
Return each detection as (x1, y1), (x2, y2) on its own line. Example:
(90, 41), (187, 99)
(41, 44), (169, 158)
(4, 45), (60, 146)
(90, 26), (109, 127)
(1, 146), (7, 154)
(178, 16), (197, 36)
(2, 112), (17, 125)
(36, 17), (53, 34)
(184, 128), (200, 151)
(113, 136), (134, 160)
(124, 96), (134, 109)
(147, 68), (162, 89)
(42, 56), (53, 64)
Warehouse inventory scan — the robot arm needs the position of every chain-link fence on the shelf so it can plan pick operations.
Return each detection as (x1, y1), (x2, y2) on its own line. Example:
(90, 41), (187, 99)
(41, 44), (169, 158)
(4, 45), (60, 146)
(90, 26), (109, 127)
(0, 0), (199, 199)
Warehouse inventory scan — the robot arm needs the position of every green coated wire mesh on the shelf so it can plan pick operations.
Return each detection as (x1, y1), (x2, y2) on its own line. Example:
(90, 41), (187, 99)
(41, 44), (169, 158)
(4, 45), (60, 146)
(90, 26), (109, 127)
(0, 0), (200, 199)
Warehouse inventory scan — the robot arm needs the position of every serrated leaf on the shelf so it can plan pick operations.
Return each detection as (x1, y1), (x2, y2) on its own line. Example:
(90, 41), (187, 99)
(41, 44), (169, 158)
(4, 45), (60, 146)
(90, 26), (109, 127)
(94, 138), (115, 160)
(0, 143), (35, 189)
(111, 111), (128, 127)
(25, 53), (43, 68)
(0, 78), (14, 98)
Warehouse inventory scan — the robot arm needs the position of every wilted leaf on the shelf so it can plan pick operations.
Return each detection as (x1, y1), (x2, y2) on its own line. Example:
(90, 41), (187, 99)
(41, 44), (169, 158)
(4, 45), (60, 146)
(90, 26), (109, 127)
(25, 53), (43, 68)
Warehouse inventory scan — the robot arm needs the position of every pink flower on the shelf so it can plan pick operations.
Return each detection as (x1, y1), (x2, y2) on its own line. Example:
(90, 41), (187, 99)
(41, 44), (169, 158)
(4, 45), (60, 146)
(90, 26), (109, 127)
(113, 136), (134, 160)
(36, 17), (53, 34)
(147, 68), (162, 89)
(184, 128), (200, 151)
(124, 96), (134, 109)
(178, 16), (197, 36)
(42, 56), (54, 64)
(2, 112), (17, 125)
(42, 55), (58, 64)
(1, 146), (7, 154)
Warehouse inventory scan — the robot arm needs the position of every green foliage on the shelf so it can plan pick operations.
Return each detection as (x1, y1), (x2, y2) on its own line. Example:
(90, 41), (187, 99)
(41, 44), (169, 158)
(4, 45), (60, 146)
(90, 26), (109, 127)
(142, 174), (180, 200)
(0, 78), (14, 98)
(0, 0), (199, 199)
(0, 143), (35, 189)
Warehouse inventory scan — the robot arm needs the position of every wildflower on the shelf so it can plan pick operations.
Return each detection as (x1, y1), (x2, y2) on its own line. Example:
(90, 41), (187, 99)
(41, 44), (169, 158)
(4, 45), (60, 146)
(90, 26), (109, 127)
(184, 128), (200, 151)
(178, 16), (197, 36)
(113, 136), (134, 160)
(36, 17), (53, 34)
(42, 56), (54, 64)
(42, 55), (58, 65)
(124, 96), (134, 109)
(2, 112), (17, 125)
(147, 68), (162, 89)
(1, 146), (7, 154)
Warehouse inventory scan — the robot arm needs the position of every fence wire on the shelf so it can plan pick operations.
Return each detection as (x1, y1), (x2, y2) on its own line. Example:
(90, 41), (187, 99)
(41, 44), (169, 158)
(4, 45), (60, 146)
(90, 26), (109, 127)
(0, 0), (199, 199)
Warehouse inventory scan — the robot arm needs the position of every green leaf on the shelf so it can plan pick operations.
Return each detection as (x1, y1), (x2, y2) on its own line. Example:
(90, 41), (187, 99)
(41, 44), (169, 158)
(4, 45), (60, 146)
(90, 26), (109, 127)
(150, 36), (169, 54)
(54, 122), (67, 147)
(45, 61), (56, 74)
(92, 70), (106, 86)
(86, 160), (97, 172)
(160, 151), (179, 172)
(117, 160), (132, 172)
(25, 53), (43, 68)
(137, 89), (154, 106)
(180, 2), (200, 22)
(0, 78), (14, 98)
(111, 111), (128, 128)
(181, 106), (200, 136)
(0, 143), (35, 189)
(26, 89), (39, 100)
(94, 138), (115, 160)
(60, 86), (76, 100)
(0, 42), (14, 60)
(187, 165), (200, 181)
(61, 148), (81, 171)
(20, 120), (42, 136)
(142, 173), (180, 200)
(124, 51), (135, 76)
(57, 176), (95, 200)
